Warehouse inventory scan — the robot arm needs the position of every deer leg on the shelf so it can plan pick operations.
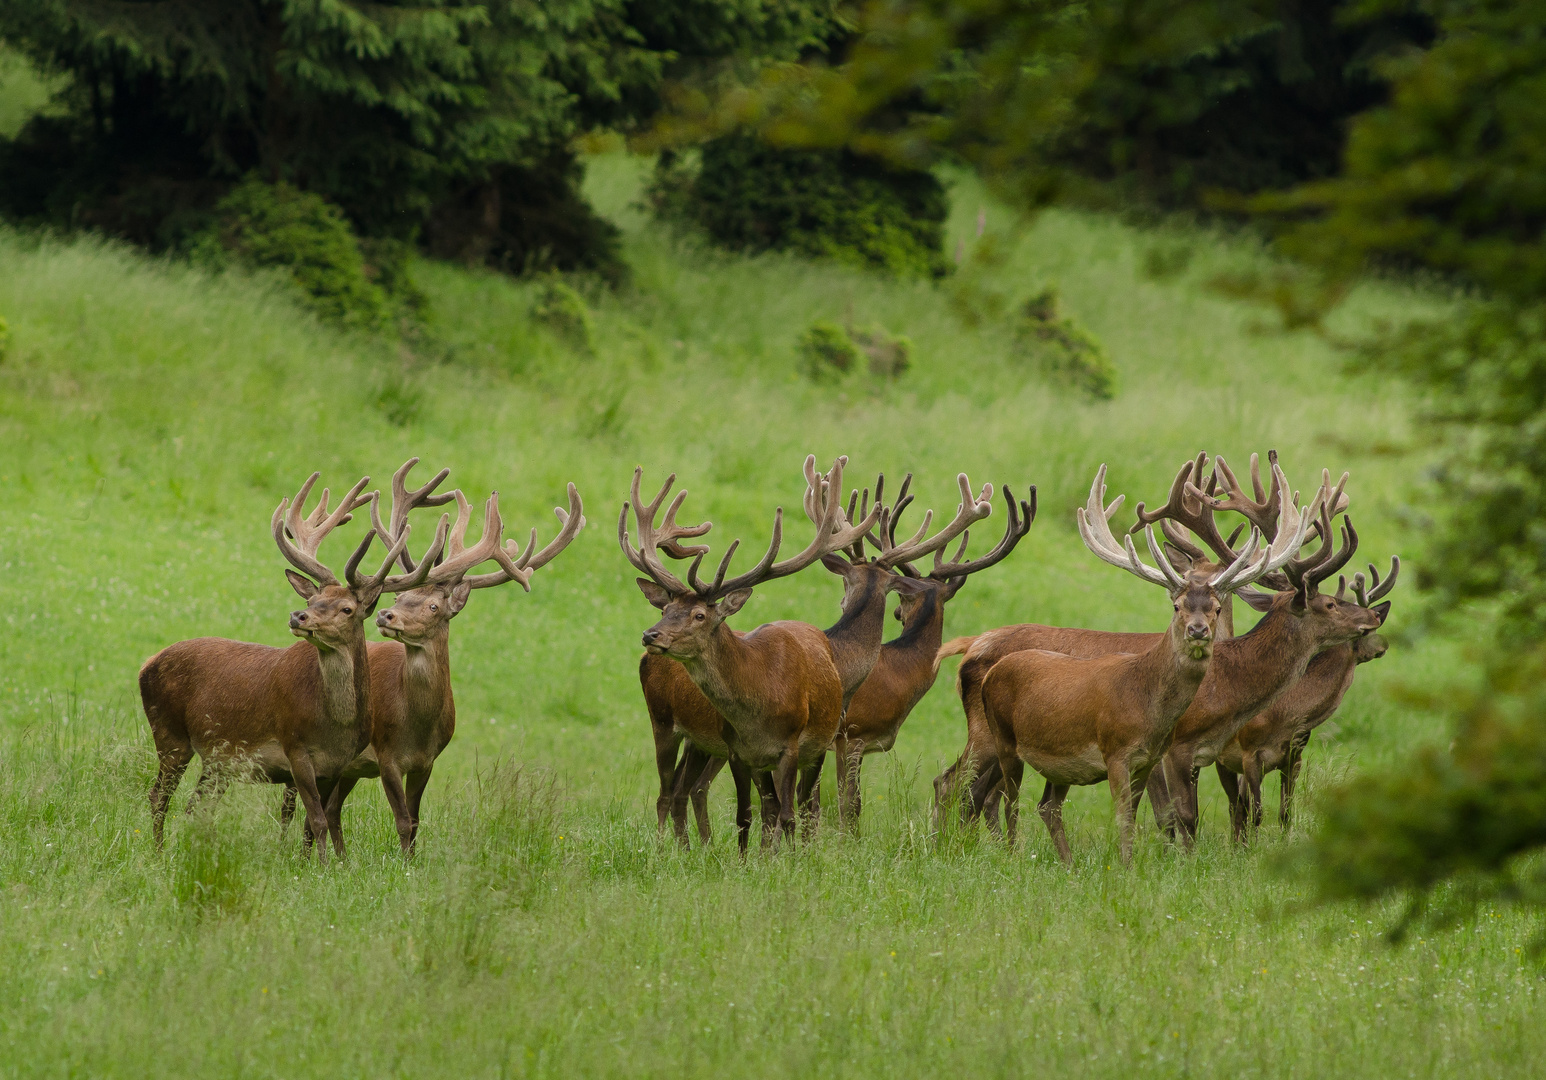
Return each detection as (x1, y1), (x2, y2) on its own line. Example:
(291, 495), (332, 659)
(843, 748), (865, 833)
(280, 784), (299, 832)
(1107, 760), (1138, 865)
(753, 771), (779, 850)
(773, 750), (801, 846)
(932, 756), (964, 829)
(967, 756), (1004, 825)
(184, 760), (230, 818)
(377, 759), (417, 854)
(996, 753), (1024, 846)
(1145, 765), (1176, 841)
(1037, 781), (1072, 866)
(148, 743), (193, 847)
(688, 754), (726, 846)
(1242, 754), (1266, 839)
(668, 744), (703, 848)
(405, 767), (432, 849)
(323, 777), (355, 859)
(1170, 764), (1201, 848)
(286, 753), (333, 866)
(796, 754), (825, 840)
(654, 728), (686, 837)
(1281, 734), (1309, 831)
(729, 757), (754, 855)
(1216, 765), (1245, 844)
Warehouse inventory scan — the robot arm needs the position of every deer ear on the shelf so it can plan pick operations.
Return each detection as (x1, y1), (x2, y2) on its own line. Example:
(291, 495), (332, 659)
(1238, 587), (1275, 613)
(889, 576), (932, 596)
(1372, 600), (1392, 625)
(819, 553), (853, 577)
(636, 578), (672, 610)
(286, 570), (319, 600)
(1163, 543), (1196, 574)
(718, 589), (753, 617)
(1290, 581), (1310, 613)
(448, 581), (473, 615)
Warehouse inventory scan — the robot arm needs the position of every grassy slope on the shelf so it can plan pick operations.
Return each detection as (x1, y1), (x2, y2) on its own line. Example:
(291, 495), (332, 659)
(0, 155), (1536, 1077)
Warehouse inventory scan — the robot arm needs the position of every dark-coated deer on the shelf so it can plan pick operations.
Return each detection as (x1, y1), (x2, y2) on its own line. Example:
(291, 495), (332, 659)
(979, 460), (1305, 864)
(622, 455), (905, 845)
(302, 461), (585, 852)
(139, 471), (438, 862)
(1215, 558), (1397, 839)
(934, 452), (1268, 823)
(830, 481), (1035, 829)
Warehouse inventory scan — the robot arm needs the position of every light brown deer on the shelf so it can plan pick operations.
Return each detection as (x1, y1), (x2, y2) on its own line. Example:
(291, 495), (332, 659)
(1141, 474), (1387, 845)
(623, 455), (919, 844)
(1215, 558), (1397, 839)
(639, 470), (954, 849)
(934, 452), (1269, 822)
(138, 471), (438, 862)
(300, 461), (585, 852)
(979, 460), (1306, 863)
(830, 481), (1035, 829)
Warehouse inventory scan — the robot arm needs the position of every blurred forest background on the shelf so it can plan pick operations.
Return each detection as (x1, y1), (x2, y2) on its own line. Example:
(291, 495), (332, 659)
(3, 0), (1546, 939)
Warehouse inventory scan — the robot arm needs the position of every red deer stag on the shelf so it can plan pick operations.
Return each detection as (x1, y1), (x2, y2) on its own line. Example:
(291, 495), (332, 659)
(1215, 558), (1397, 839)
(623, 455), (901, 845)
(303, 461), (585, 852)
(934, 452), (1275, 822)
(831, 479), (1035, 829)
(1141, 470), (1386, 845)
(138, 471), (438, 862)
(979, 460), (1305, 863)
(640, 470), (1004, 846)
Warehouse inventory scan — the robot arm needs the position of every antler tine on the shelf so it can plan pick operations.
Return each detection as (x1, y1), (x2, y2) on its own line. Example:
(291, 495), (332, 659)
(1205, 451), (1284, 540)
(419, 492), (520, 588)
(380, 457), (454, 572)
(1140, 524), (1188, 591)
(1207, 525), (1269, 593)
(462, 485), (587, 594)
(273, 472), (373, 586)
(929, 485), (1037, 580)
(878, 472), (994, 568)
(1130, 453), (1239, 564)
(373, 514), (452, 592)
(1076, 465), (1169, 589)
(617, 468), (700, 595)
(1361, 556), (1400, 604)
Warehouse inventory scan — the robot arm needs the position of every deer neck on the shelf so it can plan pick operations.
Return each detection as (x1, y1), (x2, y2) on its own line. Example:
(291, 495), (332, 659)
(677, 623), (766, 729)
(402, 626), (452, 722)
(1134, 617), (1214, 725)
(1205, 606), (1319, 718)
(314, 629), (371, 728)
(824, 574), (890, 693)
(888, 589), (946, 679)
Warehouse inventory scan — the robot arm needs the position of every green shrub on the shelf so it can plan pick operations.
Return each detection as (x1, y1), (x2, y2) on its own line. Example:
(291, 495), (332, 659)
(1013, 286), (1116, 400)
(530, 279), (595, 355)
(650, 136), (950, 278)
(850, 324), (912, 378)
(796, 320), (863, 380)
(0, 314), (9, 362)
(192, 177), (397, 331)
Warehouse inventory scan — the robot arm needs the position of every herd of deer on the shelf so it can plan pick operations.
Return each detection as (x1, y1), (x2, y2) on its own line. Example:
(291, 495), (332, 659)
(138, 448), (1396, 865)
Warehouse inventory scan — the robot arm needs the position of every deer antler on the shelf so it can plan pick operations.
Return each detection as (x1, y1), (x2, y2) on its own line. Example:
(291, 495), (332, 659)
(1078, 464), (1191, 590)
(463, 483), (587, 592)
(876, 472), (995, 569)
(1350, 556), (1400, 607)
(923, 485), (1037, 581)
(370, 457), (455, 574)
(411, 491), (525, 590)
(1202, 451), (1282, 541)
(272, 472), (374, 586)
(618, 469), (714, 596)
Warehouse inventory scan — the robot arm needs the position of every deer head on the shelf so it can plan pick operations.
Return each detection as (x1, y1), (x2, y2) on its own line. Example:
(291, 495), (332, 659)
(373, 458), (586, 647)
(273, 470), (446, 653)
(1080, 458), (1308, 660)
(622, 455), (884, 662)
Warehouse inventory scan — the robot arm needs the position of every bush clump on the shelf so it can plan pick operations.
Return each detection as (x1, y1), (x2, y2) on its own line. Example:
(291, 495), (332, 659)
(1013, 287), (1116, 400)
(851, 324), (912, 378)
(530, 279), (595, 355)
(797, 321), (861, 379)
(651, 136), (950, 279)
(192, 177), (418, 332)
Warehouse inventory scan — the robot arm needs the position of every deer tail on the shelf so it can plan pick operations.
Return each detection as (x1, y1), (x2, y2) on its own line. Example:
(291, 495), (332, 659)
(936, 636), (976, 663)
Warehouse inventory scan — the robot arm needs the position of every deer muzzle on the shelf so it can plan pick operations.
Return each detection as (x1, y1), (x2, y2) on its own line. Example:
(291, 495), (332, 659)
(289, 610), (312, 638)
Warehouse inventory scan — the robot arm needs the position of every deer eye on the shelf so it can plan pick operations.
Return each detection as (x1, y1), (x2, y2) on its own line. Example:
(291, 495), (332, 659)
(429, 604), (438, 613)
(694, 611), (705, 621)
(342, 607), (353, 616)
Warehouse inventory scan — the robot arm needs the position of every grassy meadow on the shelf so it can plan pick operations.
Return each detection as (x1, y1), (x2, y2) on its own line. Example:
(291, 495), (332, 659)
(0, 151), (1537, 1077)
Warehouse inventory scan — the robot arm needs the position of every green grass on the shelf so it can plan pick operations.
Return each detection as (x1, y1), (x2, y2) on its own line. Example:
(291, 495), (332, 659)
(0, 154), (1538, 1078)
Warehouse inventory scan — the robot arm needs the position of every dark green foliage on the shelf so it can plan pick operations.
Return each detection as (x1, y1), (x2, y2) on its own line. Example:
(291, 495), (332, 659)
(797, 319), (860, 378)
(1014, 287), (1116, 400)
(851, 323), (911, 377)
(0, 1), (836, 276)
(1235, 0), (1546, 919)
(530, 279), (596, 354)
(0, 313), (9, 361)
(653, 135), (950, 278)
(192, 177), (395, 331)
